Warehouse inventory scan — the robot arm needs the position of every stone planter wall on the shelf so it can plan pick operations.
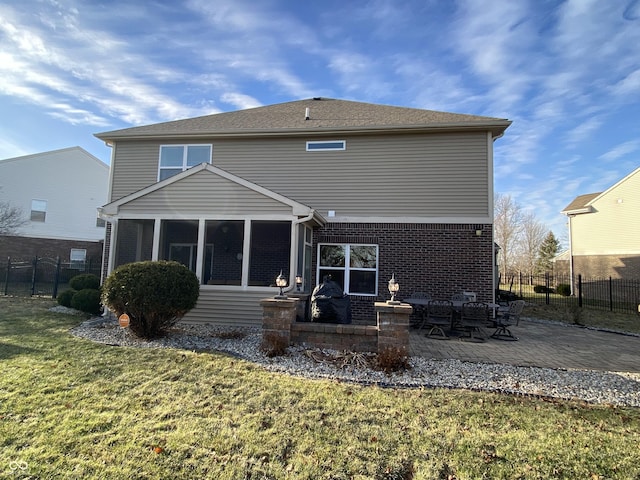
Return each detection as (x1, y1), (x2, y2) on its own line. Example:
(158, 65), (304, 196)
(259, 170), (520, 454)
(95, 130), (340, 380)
(261, 298), (411, 354)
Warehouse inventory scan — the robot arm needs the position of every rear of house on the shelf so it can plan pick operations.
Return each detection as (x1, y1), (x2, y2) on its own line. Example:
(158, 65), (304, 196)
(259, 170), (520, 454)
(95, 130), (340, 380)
(96, 98), (510, 325)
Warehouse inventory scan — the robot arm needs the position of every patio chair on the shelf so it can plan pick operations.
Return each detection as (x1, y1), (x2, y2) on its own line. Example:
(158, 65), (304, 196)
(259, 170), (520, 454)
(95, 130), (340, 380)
(424, 300), (453, 339)
(491, 300), (525, 341)
(408, 292), (431, 328)
(459, 302), (489, 342)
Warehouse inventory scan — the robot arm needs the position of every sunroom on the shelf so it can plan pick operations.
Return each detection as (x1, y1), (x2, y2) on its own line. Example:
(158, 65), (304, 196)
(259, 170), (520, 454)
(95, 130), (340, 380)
(98, 163), (325, 325)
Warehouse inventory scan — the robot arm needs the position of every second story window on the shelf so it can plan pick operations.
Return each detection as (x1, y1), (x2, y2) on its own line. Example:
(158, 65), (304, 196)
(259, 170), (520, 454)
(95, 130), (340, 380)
(158, 144), (212, 181)
(30, 199), (47, 222)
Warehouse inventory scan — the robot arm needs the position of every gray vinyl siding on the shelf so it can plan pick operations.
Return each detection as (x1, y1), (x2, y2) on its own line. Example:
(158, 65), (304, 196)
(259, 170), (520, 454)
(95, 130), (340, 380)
(117, 169), (292, 216)
(110, 132), (490, 217)
(181, 289), (265, 326)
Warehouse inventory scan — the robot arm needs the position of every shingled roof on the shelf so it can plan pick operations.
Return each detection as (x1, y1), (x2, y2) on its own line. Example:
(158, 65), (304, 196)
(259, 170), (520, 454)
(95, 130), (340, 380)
(561, 192), (601, 214)
(95, 97), (511, 141)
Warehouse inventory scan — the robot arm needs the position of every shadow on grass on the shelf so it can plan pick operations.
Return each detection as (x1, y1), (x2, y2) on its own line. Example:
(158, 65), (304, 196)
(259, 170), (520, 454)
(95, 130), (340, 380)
(0, 341), (38, 360)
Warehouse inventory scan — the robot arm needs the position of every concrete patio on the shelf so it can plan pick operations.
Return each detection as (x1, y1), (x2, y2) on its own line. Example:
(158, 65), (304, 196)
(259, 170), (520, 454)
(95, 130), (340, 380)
(409, 317), (640, 373)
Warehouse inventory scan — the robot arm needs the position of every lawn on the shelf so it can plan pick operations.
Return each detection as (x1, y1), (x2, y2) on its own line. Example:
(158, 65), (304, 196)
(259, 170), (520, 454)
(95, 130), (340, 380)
(1, 296), (639, 479)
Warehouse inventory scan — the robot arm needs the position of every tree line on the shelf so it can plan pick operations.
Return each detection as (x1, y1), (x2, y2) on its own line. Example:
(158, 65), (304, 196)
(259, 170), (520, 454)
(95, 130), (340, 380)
(494, 193), (560, 276)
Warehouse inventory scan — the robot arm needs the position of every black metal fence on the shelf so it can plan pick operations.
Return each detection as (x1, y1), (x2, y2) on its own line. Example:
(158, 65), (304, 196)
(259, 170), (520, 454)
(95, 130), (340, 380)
(1, 257), (102, 299)
(499, 272), (640, 315)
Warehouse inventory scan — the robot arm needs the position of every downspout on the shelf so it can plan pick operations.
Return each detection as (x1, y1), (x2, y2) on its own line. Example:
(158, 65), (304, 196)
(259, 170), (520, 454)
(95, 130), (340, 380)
(567, 214), (575, 295)
(283, 210), (320, 293)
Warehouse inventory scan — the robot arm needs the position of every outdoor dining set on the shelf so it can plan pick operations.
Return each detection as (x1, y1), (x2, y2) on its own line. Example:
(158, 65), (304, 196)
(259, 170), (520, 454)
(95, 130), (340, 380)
(403, 292), (525, 342)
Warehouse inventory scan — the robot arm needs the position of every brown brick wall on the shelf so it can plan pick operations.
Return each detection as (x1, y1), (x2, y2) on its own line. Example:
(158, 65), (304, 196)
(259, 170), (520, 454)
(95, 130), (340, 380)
(572, 254), (640, 280)
(314, 222), (494, 324)
(0, 235), (103, 263)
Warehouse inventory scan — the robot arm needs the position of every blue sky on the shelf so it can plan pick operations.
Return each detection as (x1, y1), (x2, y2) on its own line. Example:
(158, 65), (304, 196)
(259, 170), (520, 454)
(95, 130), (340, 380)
(1, 0), (639, 243)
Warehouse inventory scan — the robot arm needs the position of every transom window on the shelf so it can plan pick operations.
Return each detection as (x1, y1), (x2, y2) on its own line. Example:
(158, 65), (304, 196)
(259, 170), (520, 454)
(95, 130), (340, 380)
(158, 144), (212, 181)
(318, 244), (378, 295)
(306, 140), (346, 151)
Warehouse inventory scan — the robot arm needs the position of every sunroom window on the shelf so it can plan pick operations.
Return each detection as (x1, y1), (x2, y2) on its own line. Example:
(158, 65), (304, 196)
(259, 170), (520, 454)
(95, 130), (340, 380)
(158, 144), (212, 181)
(318, 244), (378, 295)
(249, 221), (291, 286)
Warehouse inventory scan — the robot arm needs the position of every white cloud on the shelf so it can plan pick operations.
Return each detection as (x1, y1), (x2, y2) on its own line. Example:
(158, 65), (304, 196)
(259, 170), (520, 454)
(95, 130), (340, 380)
(565, 117), (603, 146)
(598, 140), (640, 162)
(611, 68), (640, 96)
(220, 93), (262, 110)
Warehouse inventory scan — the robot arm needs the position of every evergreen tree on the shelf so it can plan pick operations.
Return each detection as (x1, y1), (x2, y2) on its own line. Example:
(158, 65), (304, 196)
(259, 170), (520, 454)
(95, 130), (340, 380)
(536, 231), (560, 273)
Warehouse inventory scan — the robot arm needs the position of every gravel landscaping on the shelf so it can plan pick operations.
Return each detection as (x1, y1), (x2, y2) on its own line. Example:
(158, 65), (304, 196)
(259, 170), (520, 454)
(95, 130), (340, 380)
(68, 313), (640, 408)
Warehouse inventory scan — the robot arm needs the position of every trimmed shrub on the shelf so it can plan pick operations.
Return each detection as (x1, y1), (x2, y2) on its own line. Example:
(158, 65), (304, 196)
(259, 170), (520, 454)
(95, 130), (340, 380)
(533, 285), (554, 294)
(70, 273), (100, 291)
(102, 260), (200, 339)
(556, 283), (571, 296)
(71, 288), (103, 315)
(57, 288), (77, 308)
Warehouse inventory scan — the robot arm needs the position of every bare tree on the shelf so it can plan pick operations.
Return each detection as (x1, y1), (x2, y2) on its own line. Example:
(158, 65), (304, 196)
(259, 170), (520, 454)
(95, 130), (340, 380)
(0, 199), (26, 235)
(493, 193), (523, 276)
(519, 211), (547, 274)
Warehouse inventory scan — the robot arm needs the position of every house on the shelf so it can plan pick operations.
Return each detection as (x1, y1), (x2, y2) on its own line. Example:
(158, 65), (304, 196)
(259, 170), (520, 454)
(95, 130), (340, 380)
(561, 167), (640, 280)
(0, 146), (109, 266)
(95, 98), (511, 326)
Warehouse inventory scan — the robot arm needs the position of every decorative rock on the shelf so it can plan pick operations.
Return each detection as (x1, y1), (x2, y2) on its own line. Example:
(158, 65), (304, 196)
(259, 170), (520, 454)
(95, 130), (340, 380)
(69, 319), (640, 407)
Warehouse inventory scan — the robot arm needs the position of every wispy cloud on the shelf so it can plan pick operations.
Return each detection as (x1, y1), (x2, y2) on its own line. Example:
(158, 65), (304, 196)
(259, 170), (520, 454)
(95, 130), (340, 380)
(598, 140), (640, 162)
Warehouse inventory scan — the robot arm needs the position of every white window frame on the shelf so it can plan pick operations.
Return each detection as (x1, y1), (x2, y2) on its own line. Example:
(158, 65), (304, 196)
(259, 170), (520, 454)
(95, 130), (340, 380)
(306, 140), (346, 151)
(158, 144), (212, 181)
(70, 248), (87, 270)
(30, 199), (47, 222)
(317, 243), (378, 296)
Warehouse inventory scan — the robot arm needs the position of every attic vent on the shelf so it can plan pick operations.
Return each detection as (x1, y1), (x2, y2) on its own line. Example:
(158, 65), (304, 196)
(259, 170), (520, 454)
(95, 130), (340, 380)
(313, 97), (322, 100)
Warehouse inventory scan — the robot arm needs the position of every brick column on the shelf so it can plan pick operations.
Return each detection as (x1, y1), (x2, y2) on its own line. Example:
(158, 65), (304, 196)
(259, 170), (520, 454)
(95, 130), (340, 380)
(375, 302), (412, 354)
(260, 298), (297, 347)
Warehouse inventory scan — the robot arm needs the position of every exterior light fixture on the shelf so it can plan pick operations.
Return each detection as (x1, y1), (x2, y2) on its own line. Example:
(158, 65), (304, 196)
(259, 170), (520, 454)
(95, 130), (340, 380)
(295, 274), (303, 291)
(275, 270), (288, 299)
(475, 228), (483, 236)
(387, 274), (400, 305)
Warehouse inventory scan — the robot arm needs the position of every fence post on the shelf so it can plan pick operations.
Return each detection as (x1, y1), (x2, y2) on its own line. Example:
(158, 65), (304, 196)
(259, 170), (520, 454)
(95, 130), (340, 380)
(4, 257), (10, 296)
(545, 272), (550, 305)
(518, 272), (522, 299)
(30, 256), (38, 296)
(578, 274), (583, 308)
(52, 256), (61, 299)
(609, 276), (613, 312)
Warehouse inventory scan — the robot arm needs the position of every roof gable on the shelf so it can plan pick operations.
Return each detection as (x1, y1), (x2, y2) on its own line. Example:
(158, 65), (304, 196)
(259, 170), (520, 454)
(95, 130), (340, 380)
(100, 163), (325, 222)
(0, 146), (108, 171)
(561, 193), (601, 214)
(562, 167), (640, 215)
(96, 98), (511, 141)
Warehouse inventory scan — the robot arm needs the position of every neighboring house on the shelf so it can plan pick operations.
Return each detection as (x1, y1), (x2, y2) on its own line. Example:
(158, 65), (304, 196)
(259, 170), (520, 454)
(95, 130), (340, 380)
(551, 250), (571, 277)
(0, 146), (109, 266)
(96, 98), (511, 326)
(561, 167), (640, 280)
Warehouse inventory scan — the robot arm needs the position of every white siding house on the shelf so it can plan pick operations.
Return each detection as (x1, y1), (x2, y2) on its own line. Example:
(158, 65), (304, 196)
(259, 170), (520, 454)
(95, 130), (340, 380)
(0, 146), (109, 263)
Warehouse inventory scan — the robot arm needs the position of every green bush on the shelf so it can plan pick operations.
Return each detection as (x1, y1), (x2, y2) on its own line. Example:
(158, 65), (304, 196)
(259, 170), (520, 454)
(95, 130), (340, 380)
(71, 288), (103, 315)
(57, 288), (77, 308)
(102, 260), (200, 339)
(70, 273), (100, 291)
(556, 283), (571, 296)
(533, 285), (554, 294)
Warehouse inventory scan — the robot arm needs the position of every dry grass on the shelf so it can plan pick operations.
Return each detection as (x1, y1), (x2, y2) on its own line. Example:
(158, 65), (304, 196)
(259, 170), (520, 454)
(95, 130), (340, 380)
(1, 296), (639, 479)
(523, 303), (640, 334)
